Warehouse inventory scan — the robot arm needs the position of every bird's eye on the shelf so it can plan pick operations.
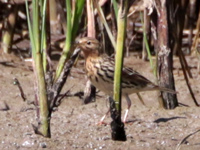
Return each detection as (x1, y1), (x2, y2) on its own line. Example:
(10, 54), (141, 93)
(87, 41), (91, 45)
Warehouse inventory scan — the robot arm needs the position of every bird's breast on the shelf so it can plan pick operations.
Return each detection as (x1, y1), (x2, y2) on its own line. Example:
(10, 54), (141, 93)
(85, 57), (113, 96)
(85, 58), (98, 77)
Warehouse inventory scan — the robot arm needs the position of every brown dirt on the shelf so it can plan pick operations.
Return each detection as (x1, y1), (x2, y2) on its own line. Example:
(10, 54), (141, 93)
(0, 53), (200, 150)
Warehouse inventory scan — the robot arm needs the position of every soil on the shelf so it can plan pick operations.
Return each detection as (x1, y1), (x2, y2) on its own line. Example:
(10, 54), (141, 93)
(0, 53), (200, 150)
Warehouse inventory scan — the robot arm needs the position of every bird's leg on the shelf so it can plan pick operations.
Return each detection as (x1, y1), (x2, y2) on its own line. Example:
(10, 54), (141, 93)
(136, 93), (145, 106)
(97, 96), (110, 125)
(97, 108), (110, 125)
(123, 94), (132, 123)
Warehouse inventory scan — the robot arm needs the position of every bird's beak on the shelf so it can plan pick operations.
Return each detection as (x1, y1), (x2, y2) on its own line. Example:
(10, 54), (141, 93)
(73, 40), (78, 45)
(72, 40), (80, 48)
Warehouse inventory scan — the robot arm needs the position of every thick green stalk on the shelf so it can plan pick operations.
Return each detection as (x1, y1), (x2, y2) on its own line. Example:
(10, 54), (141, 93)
(25, 0), (50, 137)
(71, 0), (85, 40)
(55, 0), (72, 80)
(35, 52), (50, 137)
(111, 0), (118, 19)
(113, 0), (128, 112)
(33, 0), (49, 137)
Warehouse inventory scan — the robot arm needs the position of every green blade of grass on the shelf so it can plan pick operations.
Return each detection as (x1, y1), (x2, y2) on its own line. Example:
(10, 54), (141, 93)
(71, 0), (85, 40)
(41, 0), (48, 72)
(25, 0), (36, 58)
(54, 0), (72, 81)
(33, 0), (40, 53)
(111, 0), (118, 19)
(41, 0), (47, 52)
(55, 0), (85, 80)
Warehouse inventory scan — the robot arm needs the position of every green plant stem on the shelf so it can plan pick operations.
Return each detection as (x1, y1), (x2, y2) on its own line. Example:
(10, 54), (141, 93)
(35, 52), (50, 137)
(71, 0), (85, 40)
(55, 0), (72, 81)
(111, 0), (118, 19)
(25, 0), (50, 137)
(25, 0), (36, 58)
(41, 0), (48, 72)
(33, 0), (50, 136)
(33, 0), (40, 54)
(113, 0), (128, 113)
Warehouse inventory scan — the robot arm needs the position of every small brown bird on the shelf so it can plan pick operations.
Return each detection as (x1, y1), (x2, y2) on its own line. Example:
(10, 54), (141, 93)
(77, 37), (175, 123)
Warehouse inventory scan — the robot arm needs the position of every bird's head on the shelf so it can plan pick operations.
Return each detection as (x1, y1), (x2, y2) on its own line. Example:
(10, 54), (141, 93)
(76, 37), (101, 57)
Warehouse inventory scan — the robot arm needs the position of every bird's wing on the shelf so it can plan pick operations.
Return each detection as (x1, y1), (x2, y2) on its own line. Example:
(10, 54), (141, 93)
(122, 66), (155, 87)
(101, 55), (155, 88)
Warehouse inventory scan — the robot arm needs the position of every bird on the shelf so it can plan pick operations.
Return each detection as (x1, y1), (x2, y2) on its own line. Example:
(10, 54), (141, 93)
(76, 37), (176, 124)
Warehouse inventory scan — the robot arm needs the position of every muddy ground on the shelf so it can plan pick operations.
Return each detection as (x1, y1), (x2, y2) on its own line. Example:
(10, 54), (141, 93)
(0, 53), (200, 150)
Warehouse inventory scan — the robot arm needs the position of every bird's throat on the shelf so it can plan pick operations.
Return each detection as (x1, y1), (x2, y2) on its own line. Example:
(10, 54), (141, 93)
(83, 50), (100, 59)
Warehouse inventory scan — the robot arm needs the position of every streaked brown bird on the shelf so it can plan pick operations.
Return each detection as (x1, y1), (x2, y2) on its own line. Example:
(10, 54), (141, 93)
(77, 37), (175, 124)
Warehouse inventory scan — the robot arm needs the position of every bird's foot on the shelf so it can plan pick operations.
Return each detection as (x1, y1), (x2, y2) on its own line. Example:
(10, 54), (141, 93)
(96, 114), (108, 125)
(96, 121), (108, 126)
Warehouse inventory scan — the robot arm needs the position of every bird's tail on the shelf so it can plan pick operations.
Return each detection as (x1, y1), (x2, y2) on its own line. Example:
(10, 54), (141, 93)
(158, 86), (177, 94)
(134, 85), (177, 94)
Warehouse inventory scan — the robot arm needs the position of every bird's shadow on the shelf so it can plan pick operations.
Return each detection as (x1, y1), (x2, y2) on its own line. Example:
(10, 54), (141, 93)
(154, 116), (186, 123)
(125, 119), (143, 124)
(0, 61), (16, 68)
